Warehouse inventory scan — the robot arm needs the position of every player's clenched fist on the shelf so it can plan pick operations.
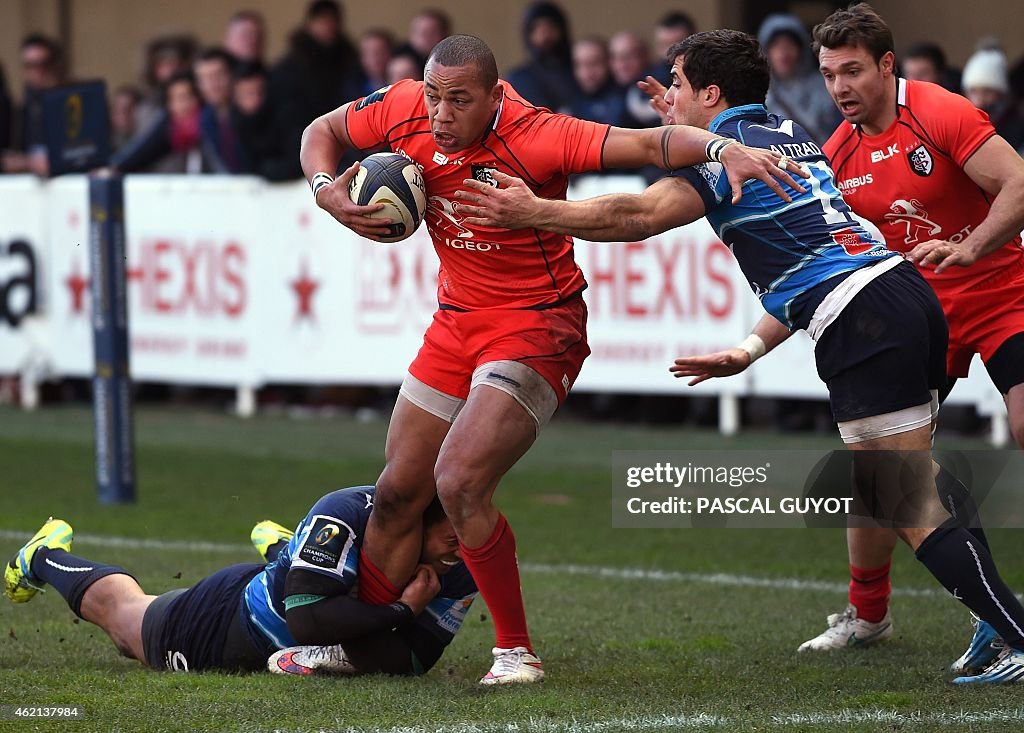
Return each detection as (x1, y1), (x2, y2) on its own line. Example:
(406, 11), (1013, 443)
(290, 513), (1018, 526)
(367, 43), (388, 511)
(398, 565), (441, 615)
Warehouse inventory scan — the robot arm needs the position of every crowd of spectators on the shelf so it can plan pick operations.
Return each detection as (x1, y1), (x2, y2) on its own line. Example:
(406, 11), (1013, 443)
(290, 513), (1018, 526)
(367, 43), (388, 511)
(1, 0), (1023, 181)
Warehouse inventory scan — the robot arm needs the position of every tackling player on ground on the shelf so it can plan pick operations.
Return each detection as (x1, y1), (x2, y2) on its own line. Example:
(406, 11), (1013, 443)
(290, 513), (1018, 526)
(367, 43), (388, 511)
(4, 489), (475, 676)
(456, 29), (1024, 685)
(790, 3), (1024, 673)
(299, 33), (807, 684)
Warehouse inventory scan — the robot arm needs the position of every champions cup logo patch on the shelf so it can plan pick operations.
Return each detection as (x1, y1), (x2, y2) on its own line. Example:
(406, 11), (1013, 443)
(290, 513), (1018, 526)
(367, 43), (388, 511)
(299, 516), (352, 569)
(471, 166), (499, 188)
(907, 144), (933, 177)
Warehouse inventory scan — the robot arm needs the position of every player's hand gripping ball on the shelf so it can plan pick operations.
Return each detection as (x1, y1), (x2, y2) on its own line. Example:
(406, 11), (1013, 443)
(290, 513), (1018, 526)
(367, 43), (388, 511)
(347, 152), (427, 242)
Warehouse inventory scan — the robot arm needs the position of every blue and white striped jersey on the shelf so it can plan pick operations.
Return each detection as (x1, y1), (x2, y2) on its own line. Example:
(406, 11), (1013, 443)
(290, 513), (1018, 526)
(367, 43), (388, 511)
(673, 104), (899, 330)
(242, 486), (477, 650)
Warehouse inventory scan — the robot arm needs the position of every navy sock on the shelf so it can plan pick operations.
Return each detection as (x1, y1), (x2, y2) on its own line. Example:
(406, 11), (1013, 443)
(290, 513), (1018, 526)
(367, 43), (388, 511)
(935, 464), (990, 551)
(30, 548), (132, 618)
(916, 527), (1024, 649)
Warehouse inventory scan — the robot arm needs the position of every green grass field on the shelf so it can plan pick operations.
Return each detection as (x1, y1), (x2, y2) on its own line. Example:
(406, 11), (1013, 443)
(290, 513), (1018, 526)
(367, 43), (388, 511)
(1, 405), (1022, 732)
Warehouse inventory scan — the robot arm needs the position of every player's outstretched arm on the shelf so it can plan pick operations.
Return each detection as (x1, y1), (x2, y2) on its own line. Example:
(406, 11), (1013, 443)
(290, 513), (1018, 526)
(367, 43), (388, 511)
(670, 313), (792, 386)
(907, 135), (1024, 273)
(457, 173), (704, 240)
(299, 104), (395, 240)
(601, 125), (808, 204)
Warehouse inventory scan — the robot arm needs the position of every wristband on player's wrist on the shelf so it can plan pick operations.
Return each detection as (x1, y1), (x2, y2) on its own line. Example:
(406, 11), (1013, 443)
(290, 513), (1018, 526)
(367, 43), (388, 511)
(705, 138), (737, 163)
(310, 172), (334, 202)
(391, 601), (416, 620)
(737, 334), (766, 363)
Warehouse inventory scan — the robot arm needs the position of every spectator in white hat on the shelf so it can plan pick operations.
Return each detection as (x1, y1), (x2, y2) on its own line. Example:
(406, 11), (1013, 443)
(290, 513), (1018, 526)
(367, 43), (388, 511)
(962, 49), (1024, 153)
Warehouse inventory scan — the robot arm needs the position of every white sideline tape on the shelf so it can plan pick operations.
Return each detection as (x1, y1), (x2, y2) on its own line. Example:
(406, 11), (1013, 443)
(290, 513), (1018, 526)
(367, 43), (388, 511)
(0, 529), (958, 599)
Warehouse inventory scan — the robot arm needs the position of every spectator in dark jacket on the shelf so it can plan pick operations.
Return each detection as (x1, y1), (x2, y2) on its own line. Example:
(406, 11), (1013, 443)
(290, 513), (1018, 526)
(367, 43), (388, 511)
(565, 38), (625, 126)
(2, 34), (65, 175)
(609, 31), (660, 127)
(757, 13), (843, 145)
(506, 1), (578, 110)
(233, 62), (298, 181)
(359, 29), (394, 94)
(195, 48), (244, 172)
(267, 0), (364, 178)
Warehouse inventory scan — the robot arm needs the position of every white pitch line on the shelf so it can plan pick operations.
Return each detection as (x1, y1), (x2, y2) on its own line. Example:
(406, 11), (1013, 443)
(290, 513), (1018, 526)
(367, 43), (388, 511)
(0, 530), (963, 599)
(269, 708), (1024, 733)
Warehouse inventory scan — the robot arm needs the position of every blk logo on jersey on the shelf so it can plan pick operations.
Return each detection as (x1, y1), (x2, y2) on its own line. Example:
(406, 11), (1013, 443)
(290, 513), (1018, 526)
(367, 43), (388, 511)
(471, 166), (499, 188)
(907, 144), (933, 177)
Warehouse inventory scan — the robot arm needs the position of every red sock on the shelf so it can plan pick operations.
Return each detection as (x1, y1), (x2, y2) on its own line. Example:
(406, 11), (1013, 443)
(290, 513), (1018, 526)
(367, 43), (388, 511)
(459, 513), (533, 652)
(849, 561), (891, 623)
(358, 548), (400, 605)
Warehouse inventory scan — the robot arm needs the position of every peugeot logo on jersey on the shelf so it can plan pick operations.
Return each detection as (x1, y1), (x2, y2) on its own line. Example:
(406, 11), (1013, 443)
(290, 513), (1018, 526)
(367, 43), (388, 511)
(906, 144), (933, 177)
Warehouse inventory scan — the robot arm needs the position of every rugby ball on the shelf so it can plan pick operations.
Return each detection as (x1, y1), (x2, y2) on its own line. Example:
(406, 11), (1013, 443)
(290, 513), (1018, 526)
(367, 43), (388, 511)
(348, 152), (427, 242)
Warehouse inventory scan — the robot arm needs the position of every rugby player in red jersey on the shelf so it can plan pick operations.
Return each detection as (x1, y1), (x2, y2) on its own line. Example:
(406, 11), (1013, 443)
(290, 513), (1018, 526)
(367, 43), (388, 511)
(299, 34), (806, 684)
(796, 4), (1024, 681)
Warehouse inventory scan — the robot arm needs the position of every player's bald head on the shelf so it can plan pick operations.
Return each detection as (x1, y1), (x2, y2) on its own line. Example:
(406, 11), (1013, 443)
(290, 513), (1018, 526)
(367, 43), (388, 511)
(426, 34), (499, 90)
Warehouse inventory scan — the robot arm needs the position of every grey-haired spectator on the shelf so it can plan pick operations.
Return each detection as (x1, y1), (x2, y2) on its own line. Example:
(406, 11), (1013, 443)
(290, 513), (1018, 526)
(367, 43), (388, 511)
(267, 0), (364, 179)
(757, 13), (842, 145)
(2, 34), (66, 175)
(902, 42), (960, 92)
(223, 10), (266, 65)
(565, 38), (626, 127)
(962, 49), (1024, 153)
(360, 28), (394, 94)
(507, 1), (578, 111)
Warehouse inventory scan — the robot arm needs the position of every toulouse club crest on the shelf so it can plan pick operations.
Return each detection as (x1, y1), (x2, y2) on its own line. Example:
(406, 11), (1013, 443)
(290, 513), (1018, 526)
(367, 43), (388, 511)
(907, 144), (933, 177)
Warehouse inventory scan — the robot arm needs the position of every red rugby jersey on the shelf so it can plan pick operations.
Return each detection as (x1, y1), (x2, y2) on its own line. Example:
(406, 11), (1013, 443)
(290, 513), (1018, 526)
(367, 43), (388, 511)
(824, 78), (1024, 295)
(345, 79), (610, 311)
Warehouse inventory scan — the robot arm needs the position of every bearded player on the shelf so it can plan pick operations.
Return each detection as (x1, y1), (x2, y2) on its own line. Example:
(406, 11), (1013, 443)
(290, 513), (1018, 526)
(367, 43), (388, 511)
(788, 4), (1024, 679)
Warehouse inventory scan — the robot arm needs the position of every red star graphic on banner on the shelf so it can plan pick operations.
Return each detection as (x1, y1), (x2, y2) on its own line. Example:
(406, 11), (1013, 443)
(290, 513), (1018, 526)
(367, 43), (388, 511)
(65, 261), (90, 315)
(67, 210), (80, 228)
(290, 259), (319, 322)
